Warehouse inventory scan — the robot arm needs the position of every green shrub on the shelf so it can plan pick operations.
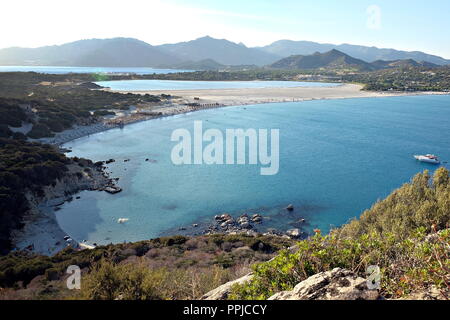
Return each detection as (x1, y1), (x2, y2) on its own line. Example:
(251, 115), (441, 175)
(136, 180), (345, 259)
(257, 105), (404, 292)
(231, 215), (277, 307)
(12, 132), (26, 140)
(0, 253), (53, 287)
(0, 124), (12, 138)
(79, 259), (235, 300)
(93, 110), (115, 117)
(338, 168), (450, 240)
(27, 123), (53, 139)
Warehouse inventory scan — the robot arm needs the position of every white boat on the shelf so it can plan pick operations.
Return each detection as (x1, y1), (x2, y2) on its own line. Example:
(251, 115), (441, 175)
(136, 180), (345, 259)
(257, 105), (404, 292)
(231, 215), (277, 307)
(117, 218), (129, 223)
(414, 154), (440, 164)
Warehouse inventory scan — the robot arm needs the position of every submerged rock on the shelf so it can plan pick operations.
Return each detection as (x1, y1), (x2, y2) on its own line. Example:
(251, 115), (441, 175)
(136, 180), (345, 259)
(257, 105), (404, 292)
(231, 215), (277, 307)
(215, 213), (232, 223)
(221, 213), (232, 221)
(240, 222), (252, 229)
(251, 214), (262, 223)
(237, 215), (250, 225)
(104, 186), (122, 194)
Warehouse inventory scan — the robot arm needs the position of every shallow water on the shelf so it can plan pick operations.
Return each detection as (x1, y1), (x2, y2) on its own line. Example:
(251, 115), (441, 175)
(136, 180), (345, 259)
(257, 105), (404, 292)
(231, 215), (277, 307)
(57, 95), (450, 244)
(95, 79), (340, 91)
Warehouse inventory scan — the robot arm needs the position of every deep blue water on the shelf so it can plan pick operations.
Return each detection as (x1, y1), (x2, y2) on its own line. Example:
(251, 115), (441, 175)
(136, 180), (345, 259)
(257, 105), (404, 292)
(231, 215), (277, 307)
(0, 66), (191, 74)
(95, 79), (340, 91)
(57, 95), (450, 245)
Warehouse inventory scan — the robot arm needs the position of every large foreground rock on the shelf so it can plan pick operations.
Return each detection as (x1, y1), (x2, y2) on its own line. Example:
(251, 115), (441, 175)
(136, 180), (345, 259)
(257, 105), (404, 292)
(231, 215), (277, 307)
(201, 273), (253, 300)
(268, 268), (380, 300)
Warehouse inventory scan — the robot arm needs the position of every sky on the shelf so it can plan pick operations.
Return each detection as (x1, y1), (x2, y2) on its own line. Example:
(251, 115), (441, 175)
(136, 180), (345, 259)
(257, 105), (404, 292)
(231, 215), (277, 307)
(1, 0), (449, 58)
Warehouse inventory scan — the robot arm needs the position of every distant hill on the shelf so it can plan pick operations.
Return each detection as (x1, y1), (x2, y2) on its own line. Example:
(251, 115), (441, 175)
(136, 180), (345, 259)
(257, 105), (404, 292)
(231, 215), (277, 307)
(269, 49), (374, 71)
(258, 40), (450, 65)
(370, 59), (438, 69)
(156, 36), (279, 66)
(269, 50), (440, 71)
(0, 38), (181, 67)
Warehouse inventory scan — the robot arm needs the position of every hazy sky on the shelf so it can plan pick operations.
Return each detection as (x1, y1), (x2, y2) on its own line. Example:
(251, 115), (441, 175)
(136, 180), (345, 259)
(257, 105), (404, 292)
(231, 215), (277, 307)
(1, 0), (449, 58)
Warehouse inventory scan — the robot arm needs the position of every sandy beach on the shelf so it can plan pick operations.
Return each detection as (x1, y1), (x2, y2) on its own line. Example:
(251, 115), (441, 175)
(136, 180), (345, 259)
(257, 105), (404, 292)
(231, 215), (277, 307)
(113, 83), (448, 106)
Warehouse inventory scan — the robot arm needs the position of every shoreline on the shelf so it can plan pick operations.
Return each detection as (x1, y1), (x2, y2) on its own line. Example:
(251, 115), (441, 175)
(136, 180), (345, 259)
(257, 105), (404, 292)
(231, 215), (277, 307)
(11, 161), (116, 255)
(41, 84), (449, 146)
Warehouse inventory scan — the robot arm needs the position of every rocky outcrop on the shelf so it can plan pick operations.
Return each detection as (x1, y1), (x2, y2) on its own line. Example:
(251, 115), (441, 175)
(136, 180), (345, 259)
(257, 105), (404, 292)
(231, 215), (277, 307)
(268, 268), (380, 300)
(201, 267), (380, 300)
(201, 273), (254, 300)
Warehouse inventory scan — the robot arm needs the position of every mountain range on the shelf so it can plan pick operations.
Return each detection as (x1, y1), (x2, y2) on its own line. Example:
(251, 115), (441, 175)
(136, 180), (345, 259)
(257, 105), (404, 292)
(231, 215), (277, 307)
(269, 49), (438, 71)
(257, 40), (450, 66)
(157, 36), (276, 66)
(0, 38), (181, 67)
(0, 36), (448, 68)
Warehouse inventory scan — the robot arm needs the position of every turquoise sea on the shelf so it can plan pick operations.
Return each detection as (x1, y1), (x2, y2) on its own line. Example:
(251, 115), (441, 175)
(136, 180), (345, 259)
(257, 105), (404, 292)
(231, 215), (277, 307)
(95, 79), (340, 91)
(0, 66), (190, 74)
(57, 95), (450, 245)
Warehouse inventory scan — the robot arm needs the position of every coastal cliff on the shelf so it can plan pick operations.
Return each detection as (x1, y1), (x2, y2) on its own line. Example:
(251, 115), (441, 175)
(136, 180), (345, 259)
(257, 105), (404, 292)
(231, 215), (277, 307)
(11, 159), (112, 255)
(0, 137), (116, 255)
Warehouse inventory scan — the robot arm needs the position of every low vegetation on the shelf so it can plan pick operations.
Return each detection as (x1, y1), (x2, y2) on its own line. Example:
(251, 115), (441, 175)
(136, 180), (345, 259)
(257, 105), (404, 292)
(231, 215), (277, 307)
(343, 66), (450, 92)
(0, 235), (294, 299)
(229, 168), (450, 299)
(0, 72), (161, 139)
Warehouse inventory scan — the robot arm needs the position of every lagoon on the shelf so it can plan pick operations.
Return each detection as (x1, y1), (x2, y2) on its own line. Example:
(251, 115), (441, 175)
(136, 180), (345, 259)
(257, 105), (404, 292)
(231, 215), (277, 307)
(56, 95), (450, 245)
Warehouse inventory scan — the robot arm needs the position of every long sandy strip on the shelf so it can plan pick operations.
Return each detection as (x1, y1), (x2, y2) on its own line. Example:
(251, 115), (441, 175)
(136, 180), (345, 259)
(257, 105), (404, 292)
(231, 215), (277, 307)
(113, 84), (448, 106)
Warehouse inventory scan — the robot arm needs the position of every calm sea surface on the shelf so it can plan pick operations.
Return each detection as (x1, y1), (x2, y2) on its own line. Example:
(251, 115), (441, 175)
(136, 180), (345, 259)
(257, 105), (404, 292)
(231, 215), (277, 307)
(95, 79), (340, 91)
(57, 95), (450, 245)
(0, 66), (190, 74)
